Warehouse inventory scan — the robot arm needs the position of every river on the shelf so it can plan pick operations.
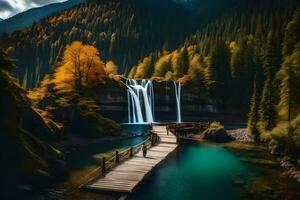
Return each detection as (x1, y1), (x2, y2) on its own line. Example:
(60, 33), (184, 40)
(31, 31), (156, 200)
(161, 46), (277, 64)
(128, 141), (300, 200)
(49, 125), (300, 200)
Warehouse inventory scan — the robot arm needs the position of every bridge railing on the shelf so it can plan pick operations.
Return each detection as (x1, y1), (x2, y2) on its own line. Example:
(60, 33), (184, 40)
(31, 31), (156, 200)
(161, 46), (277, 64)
(82, 131), (159, 186)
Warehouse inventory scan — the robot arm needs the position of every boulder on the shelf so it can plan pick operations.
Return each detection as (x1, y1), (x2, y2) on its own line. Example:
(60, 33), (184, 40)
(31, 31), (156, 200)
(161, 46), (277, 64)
(202, 128), (234, 143)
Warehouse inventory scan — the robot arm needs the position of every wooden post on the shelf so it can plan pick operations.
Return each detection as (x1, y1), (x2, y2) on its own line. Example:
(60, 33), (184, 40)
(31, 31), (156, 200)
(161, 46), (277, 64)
(130, 147), (133, 157)
(115, 151), (119, 163)
(101, 157), (106, 174)
(151, 134), (154, 146)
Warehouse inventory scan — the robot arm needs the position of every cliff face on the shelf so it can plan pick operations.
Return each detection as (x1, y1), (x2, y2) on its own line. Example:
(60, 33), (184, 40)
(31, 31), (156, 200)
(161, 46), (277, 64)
(94, 81), (218, 123)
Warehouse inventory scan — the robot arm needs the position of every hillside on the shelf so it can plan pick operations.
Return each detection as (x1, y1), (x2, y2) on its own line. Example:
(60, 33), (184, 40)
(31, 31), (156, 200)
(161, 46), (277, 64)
(129, 0), (300, 113)
(0, 0), (85, 34)
(0, 0), (196, 89)
(175, 0), (239, 19)
(0, 1), (300, 198)
(127, 0), (300, 155)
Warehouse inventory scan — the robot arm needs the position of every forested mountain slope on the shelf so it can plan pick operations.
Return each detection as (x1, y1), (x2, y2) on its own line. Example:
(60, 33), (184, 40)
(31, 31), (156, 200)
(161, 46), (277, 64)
(174, 0), (239, 20)
(129, 0), (300, 113)
(0, 0), (85, 34)
(128, 0), (300, 154)
(0, 0), (196, 89)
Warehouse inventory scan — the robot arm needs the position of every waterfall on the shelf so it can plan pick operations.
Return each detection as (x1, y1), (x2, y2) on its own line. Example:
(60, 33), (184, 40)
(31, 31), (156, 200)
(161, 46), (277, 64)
(174, 81), (182, 123)
(126, 79), (154, 124)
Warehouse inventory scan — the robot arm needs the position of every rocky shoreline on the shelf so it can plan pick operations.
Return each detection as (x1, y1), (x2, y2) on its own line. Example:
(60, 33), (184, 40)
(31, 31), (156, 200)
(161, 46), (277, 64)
(227, 129), (254, 143)
(227, 128), (300, 183)
(189, 127), (300, 184)
(280, 157), (300, 183)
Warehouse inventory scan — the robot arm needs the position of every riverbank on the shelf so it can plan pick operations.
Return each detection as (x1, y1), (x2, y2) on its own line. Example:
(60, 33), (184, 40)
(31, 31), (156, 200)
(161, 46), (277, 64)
(189, 127), (300, 184)
(227, 129), (300, 183)
(129, 138), (300, 200)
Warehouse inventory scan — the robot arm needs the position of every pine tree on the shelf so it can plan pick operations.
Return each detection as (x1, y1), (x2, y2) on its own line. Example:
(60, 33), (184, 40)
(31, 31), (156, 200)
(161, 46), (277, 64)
(278, 7), (300, 121)
(282, 8), (300, 56)
(259, 76), (277, 131)
(247, 78), (260, 140)
(206, 41), (231, 106)
(263, 30), (277, 76)
(278, 42), (300, 121)
(258, 30), (278, 131)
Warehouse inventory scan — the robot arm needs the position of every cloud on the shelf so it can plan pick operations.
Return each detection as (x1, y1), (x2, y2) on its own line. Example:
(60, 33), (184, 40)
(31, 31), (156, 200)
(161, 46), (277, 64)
(0, 0), (67, 19)
(0, 1), (14, 12)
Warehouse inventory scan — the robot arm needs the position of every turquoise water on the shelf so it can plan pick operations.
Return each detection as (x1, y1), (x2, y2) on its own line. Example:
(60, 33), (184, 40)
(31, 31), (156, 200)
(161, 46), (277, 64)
(59, 125), (300, 200)
(129, 142), (300, 200)
(121, 124), (150, 136)
(68, 125), (150, 169)
(69, 136), (146, 169)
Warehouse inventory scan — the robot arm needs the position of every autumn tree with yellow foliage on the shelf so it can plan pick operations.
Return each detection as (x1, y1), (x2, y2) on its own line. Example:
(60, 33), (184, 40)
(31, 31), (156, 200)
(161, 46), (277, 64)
(105, 61), (118, 77)
(53, 41), (105, 94)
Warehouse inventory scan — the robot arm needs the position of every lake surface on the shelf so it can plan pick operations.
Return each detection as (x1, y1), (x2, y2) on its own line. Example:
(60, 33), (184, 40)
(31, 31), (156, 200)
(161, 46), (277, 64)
(67, 124), (150, 170)
(52, 125), (300, 200)
(121, 124), (150, 136)
(128, 141), (300, 200)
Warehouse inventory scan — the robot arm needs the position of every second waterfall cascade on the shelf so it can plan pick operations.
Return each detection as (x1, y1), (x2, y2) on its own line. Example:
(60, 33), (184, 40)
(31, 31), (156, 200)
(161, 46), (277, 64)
(126, 79), (182, 124)
(174, 81), (182, 123)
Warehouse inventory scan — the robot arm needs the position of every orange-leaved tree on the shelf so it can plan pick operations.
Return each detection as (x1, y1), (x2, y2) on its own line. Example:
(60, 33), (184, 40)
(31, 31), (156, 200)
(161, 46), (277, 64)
(53, 41), (105, 94)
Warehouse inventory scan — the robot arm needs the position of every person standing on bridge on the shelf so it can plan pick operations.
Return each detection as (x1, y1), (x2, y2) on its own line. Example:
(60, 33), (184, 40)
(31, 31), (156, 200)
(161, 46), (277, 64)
(142, 143), (147, 157)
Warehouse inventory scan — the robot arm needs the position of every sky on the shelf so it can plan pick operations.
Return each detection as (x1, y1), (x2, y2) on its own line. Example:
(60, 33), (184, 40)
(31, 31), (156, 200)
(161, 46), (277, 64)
(0, 0), (67, 19)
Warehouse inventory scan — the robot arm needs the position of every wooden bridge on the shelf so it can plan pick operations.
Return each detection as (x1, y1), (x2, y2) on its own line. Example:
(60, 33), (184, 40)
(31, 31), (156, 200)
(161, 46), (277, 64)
(82, 125), (177, 193)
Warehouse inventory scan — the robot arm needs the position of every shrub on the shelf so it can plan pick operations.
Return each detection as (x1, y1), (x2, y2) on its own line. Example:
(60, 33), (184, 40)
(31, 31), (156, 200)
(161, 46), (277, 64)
(266, 114), (300, 157)
(209, 121), (224, 129)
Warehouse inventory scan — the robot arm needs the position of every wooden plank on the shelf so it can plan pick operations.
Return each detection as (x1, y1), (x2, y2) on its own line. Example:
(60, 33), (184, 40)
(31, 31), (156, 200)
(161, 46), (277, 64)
(83, 125), (177, 193)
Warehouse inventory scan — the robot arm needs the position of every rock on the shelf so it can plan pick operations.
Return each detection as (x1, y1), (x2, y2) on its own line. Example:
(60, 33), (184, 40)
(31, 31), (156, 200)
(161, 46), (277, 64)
(202, 128), (234, 143)
(281, 159), (293, 168)
(227, 129), (254, 143)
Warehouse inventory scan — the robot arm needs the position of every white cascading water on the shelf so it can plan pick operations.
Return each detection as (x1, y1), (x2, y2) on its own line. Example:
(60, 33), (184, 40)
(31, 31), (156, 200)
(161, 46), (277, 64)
(126, 79), (154, 124)
(174, 81), (182, 123)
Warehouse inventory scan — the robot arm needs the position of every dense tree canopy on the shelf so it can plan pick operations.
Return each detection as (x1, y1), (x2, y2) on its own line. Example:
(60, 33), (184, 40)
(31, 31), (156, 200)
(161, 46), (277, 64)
(53, 41), (106, 93)
(0, 0), (195, 89)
